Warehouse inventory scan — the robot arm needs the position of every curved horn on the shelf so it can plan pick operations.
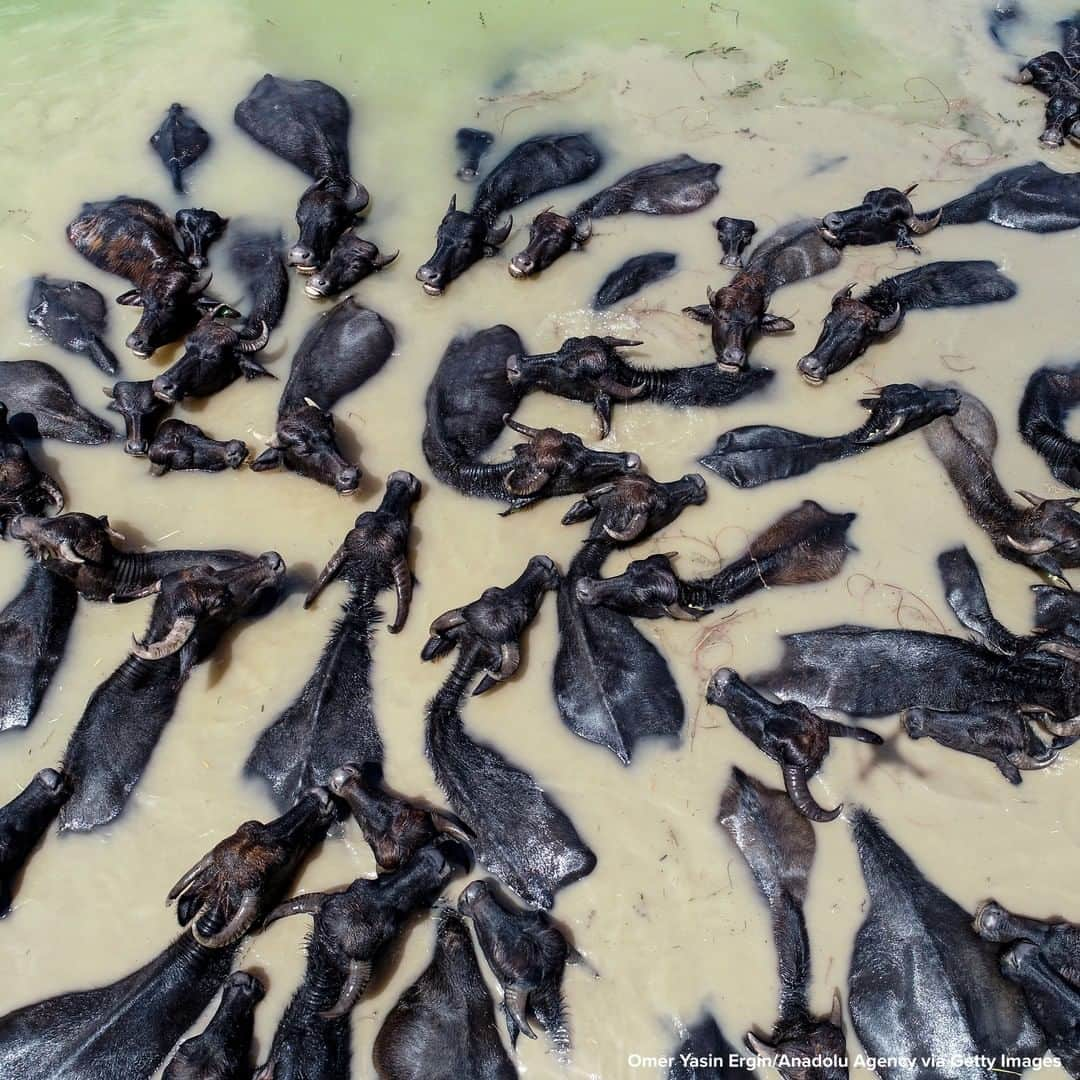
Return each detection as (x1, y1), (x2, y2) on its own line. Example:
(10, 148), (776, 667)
(1040, 714), (1080, 738)
(58, 541), (86, 565)
(782, 763), (842, 822)
(1016, 489), (1048, 508)
(102, 385), (116, 399)
(906, 208), (942, 236)
(665, 601), (706, 621)
(167, 852), (213, 903)
(236, 321), (270, 353)
(389, 556), (412, 634)
(503, 414), (541, 438)
(192, 891), (261, 949)
(1008, 747), (1059, 770)
(745, 1032), (776, 1060)
(320, 958), (373, 1020)
(901, 183), (919, 197)
(263, 892), (328, 927)
(132, 615), (198, 661)
(446, 194), (457, 214)
(597, 375), (647, 401)
(40, 476), (64, 512)
(1005, 534), (1057, 555)
(373, 248), (399, 269)
(486, 215), (513, 247)
(706, 285), (718, 306)
(305, 542), (349, 608)
(429, 608), (466, 634)
(603, 511), (649, 543)
(1035, 639), (1080, 662)
(601, 337), (644, 348)
(875, 303), (903, 334)
(832, 282), (856, 304)
(830, 988), (844, 1027)
(504, 466), (551, 498)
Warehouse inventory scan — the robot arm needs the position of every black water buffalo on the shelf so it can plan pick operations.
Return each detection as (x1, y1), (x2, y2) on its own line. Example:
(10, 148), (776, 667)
(373, 908), (515, 1080)
(255, 839), (469, 1079)
(797, 261), (1016, 385)
(594, 251), (677, 308)
(719, 768), (848, 1078)
(923, 388), (1080, 586)
(303, 232), (397, 299)
(423, 555), (596, 908)
(0, 402), (64, 526)
(507, 335), (771, 437)
(932, 162), (1080, 232)
(0, 789), (335, 1080)
(820, 183), (941, 250)
(849, 811), (1046, 1078)
(246, 472), (419, 808)
(0, 360), (113, 445)
(150, 103), (210, 194)
(1019, 362), (1080, 488)
(509, 154), (719, 277)
(175, 207), (227, 269)
(27, 276), (118, 374)
(228, 226), (290, 333)
(235, 74), (369, 272)
(67, 196), (213, 357)
(1011, 14), (1080, 147)
(455, 126), (495, 180)
(252, 297), (394, 492)
(715, 215), (757, 268)
(417, 132), (603, 294)
(0, 768), (70, 917)
(104, 379), (171, 456)
(423, 325), (640, 510)
(683, 219), (841, 372)
(147, 419), (248, 475)
(701, 384), (961, 487)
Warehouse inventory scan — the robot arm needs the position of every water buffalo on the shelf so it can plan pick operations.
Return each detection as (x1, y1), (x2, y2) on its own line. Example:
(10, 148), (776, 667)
(455, 127), (495, 180)
(715, 216), (757, 268)
(576, 500), (856, 619)
(59, 553), (285, 832)
(175, 207), (227, 269)
(0, 402), (64, 526)
(718, 768), (848, 1078)
(103, 379), (170, 456)
(507, 335), (771, 437)
(1019, 363), (1080, 488)
(423, 325), (640, 510)
(932, 161), (1080, 232)
(459, 877), (583, 1057)
(416, 132), (603, 294)
(151, 308), (271, 405)
(923, 388), (1080, 586)
(228, 227), (290, 333)
(1011, 15), (1080, 147)
(708, 670), (881, 821)
(848, 811), (1046, 1078)
(701, 384), (961, 487)
(0, 789), (335, 1080)
(423, 555), (596, 908)
(0, 768), (70, 917)
(555, 473), (706, 763)
(9, 511), (254, 602)
(150, 103), (210, 194)
(246, 471), (419, 808)
(594, 251), (677, 308)
(27, 276), (118, 374)
(0, 360), (113, 445)
(669, 1011), (754, 1079)
(303, 232), (397, 299)
(255, 838), (469, 1079)
(162, 970), (264, 1080)
(373, 908), (515, 1080)
(797, 261), (1016, 385)
(0, 562), (77, 732)
(683, 219), (841, 372)
(329, 761), (472, 874)
(252, 297), (394, 492)
(146, 419), (248, 475)
(819, 183), (941, 250)
(67, 196), (213, 358)
(235, 75), (369, 272)
(509, 154), (719, 277)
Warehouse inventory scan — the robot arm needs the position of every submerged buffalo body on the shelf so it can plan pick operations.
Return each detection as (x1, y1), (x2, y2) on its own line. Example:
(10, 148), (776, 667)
(150, 103), (210, 194)
(1019, 362), (1080, 488)
(27, 277), (117, 375)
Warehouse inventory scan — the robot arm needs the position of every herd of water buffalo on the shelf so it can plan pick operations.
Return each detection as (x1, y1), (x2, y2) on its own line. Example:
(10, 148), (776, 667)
(2, 12), (1080, 1079)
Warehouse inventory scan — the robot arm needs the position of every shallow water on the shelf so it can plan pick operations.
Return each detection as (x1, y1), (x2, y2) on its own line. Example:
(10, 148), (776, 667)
(0, 0), (1078, 1077)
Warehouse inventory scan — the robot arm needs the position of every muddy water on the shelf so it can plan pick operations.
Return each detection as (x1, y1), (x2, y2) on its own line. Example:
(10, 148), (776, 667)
(0, 0), (1078, 1076)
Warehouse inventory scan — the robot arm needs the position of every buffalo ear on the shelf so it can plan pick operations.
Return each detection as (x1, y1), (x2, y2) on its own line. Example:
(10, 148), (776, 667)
(250, 447), (283, 472)
(682, 303), (712, 324)
(485, 215), (513, 249)
(761, 313), (795, 334)
(115, 289), (143, 307)
(446, 194), (457, 214)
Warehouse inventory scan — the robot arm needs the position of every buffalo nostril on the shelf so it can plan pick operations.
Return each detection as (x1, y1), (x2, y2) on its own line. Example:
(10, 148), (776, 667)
(508, 255), (533, 278)
(706, 667), (736, 701)
(720, 346), (745, 370)
(797, 356), (825, 385)
(624, 453), (641, 471)
(506, 354), (522, 380)
(188, 255), (207, 269)
(1039, 129), (1065, 147)
(126, 439), (148, 457)
(37, 767), (65, 792)
(288, 245), (317, 269)
(822, 213), (843, 231)
(416, 264), (436, 282)
(575, 579), (599, 604)
(336, 468), (361, 493)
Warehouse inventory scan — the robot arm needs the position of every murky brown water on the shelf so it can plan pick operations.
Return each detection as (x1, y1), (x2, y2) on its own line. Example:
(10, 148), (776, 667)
(0, 0), (1078, 1076)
